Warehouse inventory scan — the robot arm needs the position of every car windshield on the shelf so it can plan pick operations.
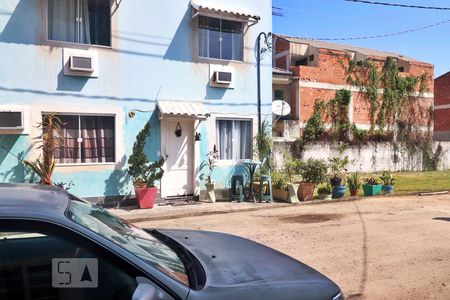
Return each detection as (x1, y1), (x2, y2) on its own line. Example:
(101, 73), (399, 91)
(66, 200), (188, 285)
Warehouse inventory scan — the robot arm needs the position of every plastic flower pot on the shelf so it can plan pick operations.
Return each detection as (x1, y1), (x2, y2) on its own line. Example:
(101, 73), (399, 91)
(332, 185), (347, 199)
(298, 182), (315, 201)
(135, 187), (158, 209)
(383, 185), (394, 194)
(273, 188), (289, 202)
(205, 183), (216, 203)
(362, 184), (383, 196)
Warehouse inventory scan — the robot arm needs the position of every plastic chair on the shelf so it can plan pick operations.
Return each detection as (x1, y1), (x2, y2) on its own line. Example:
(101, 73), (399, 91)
(258, 175), (273, 203)
(230, 175), (245, 203)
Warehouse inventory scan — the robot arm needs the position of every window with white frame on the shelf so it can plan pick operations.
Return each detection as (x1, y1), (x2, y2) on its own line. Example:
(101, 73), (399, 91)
(47, 114), (115, 164)
(216, 119), (252, 160)
(198, 16), (244, 61)
(47, 0), (111, 46)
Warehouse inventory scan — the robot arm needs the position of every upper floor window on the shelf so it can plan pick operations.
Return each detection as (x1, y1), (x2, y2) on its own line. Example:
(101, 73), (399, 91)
(48, 0), (111, 47)
(199, 16), (244, 61)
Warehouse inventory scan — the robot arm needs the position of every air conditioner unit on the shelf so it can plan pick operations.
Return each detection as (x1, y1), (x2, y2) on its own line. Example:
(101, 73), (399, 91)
(0, 111), (24, 130)
(69, 55), (94, 72)
(214, 71), (233, 84)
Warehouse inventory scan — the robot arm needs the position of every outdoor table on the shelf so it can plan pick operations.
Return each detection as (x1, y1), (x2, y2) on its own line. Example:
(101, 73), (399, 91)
(238, 159), (261, 202)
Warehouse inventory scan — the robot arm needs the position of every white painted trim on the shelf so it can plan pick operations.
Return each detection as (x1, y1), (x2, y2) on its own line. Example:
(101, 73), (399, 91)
(299, 81), (434, 98)
(435, 104), (450, 110)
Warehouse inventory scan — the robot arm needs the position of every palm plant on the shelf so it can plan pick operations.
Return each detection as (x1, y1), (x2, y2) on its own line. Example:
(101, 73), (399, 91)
(205, 145), (219, 184)
(347, 172), (361, 190)
(22, 114), (62, 185)
(255, 119), (272, 175)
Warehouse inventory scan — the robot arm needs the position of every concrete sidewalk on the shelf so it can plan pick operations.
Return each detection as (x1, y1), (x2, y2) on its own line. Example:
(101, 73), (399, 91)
(108, 198), (361, 223)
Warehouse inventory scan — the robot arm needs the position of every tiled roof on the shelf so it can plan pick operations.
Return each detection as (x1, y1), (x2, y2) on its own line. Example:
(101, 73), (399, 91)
(277, 34), (425, 63)
(190, 0), (260, 21)
(157, 100), (210, 119)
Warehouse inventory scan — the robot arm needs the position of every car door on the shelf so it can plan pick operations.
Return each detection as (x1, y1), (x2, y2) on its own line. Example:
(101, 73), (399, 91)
(0, 219), (176, 300)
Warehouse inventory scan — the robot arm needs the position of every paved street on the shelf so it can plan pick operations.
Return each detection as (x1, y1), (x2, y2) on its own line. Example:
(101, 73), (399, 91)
(136, 194), (450, 300)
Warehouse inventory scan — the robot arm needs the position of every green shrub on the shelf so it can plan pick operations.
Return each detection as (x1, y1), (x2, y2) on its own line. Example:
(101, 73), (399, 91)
(299, 159), (328, 185)
(271, 171), (289, 191)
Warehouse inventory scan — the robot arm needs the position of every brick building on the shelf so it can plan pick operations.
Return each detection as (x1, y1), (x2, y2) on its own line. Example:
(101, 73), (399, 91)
(434, 72), (450, 141)
(272, 35), (434, 140)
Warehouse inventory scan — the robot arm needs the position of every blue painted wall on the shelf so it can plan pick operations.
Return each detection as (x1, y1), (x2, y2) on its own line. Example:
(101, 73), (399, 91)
(0, 0), (272, 200)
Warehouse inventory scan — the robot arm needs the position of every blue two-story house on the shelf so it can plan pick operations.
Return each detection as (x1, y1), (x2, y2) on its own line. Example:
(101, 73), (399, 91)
(0, 0), (272, 204)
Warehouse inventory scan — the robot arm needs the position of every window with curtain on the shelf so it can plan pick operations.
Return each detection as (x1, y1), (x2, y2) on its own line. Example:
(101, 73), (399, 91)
(216, 119), (252, 160)
(47, 0), (111, 46)
(199, 16), (244, 61)
(50, 114), (115, 164)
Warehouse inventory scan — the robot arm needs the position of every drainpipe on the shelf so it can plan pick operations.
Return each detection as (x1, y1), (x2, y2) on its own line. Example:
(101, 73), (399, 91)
(256, 32), (272, 134)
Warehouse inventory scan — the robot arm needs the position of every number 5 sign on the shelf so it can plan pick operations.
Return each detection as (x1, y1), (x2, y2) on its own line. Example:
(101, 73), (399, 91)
(52, 258), (98, 288)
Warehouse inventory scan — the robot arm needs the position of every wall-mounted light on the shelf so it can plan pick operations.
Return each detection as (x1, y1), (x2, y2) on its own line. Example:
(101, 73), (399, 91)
(175, 122), (182, 137)
(195, 132), (201, 141)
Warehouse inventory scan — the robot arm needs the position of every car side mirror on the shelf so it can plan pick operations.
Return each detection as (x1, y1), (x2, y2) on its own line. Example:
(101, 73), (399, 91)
(132, 282), (157, 300)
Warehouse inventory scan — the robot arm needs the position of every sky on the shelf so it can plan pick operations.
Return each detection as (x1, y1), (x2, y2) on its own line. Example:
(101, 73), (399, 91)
(272, 0), (450, 77)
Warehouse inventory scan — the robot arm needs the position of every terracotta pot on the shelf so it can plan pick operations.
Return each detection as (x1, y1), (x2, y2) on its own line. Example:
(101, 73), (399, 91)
(135, 187), (158, 209)
(205, 183), (216, 203)
(298, 182), (316, 201)
(350, 189), (359, 197)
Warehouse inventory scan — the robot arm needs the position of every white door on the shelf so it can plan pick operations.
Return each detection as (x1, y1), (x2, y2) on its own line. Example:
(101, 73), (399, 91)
(161, 119), (194, 198)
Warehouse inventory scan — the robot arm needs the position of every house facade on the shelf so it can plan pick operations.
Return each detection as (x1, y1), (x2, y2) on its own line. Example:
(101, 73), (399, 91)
(434, 72), (450, 141)
(272, 35), (434, 141)
(0, 0), (272, 204)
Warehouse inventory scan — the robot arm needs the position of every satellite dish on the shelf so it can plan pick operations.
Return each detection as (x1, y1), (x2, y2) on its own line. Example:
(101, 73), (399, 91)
(272, 100), (291, 117)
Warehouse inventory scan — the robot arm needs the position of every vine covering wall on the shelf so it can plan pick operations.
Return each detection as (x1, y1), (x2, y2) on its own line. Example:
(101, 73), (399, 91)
(293, 57), (441, 170)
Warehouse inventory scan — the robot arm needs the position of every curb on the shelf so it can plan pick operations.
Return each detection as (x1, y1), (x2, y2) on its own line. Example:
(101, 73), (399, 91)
(122, 197), (368, 223)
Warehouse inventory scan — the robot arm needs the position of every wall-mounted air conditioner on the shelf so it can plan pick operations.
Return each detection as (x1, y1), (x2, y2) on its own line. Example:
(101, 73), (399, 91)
(63, 48), (99, 77)
(69, 55), (94, 73)
(0, 111), (24, 130)
(214, 71), (233, 85)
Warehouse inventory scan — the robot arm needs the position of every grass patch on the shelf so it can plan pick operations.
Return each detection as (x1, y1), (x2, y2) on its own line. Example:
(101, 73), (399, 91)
(356, 170), (450, 196)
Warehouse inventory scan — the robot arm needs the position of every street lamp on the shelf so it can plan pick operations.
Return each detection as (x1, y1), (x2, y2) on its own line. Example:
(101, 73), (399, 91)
(256, 31), (272, 134)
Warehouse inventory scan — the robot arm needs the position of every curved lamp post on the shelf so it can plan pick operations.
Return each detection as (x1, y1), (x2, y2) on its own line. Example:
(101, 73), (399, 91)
(256, 32), (272, 134)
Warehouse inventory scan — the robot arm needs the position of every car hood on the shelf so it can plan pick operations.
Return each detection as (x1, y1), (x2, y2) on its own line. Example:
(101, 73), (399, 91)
(156, 229), (340, 293)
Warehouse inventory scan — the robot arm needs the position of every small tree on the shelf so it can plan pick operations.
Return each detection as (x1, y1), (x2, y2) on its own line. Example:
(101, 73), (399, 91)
(128, 122), (164, 188)
(22, 114), (62, 185)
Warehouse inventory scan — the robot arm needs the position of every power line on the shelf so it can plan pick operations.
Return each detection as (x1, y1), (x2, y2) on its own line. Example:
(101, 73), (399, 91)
(345, 0), (450, 10)
(299, 17), (450, 41)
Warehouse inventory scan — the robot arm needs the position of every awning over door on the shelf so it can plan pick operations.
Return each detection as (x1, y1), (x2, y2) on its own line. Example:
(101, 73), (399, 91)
(157, 101), (210, 120)
(190, 0), (260, 23)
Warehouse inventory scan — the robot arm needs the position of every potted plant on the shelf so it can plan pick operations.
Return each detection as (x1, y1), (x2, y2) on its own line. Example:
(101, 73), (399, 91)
(204, 146), (219, 203)
(298, 158), (328, 201)
(328, 156), (349, 199)
(284, 157), (301, 203)
(128, 122), (164, 209)
(380, 171), (395, 194)
(347, 172), (361, 197)
(362, 177), (383, 196)
(23, 114), (63, 185)
(271, 171), (289, 202)
(317, 183), (333, 200)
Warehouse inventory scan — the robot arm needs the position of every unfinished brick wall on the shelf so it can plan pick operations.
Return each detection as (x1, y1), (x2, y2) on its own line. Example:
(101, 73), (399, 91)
(291, 49), (434, 126)
(292, 49), (350, 86)
(434, 72), (450, 134)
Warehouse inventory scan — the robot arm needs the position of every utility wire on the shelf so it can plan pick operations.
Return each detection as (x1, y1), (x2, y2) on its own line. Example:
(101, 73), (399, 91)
(345, 0), (450, 10)
(299, 18), (450, 41)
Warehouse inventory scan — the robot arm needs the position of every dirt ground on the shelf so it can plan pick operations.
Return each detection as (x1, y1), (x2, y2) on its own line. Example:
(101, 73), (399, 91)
(137, 194), (450, 299)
